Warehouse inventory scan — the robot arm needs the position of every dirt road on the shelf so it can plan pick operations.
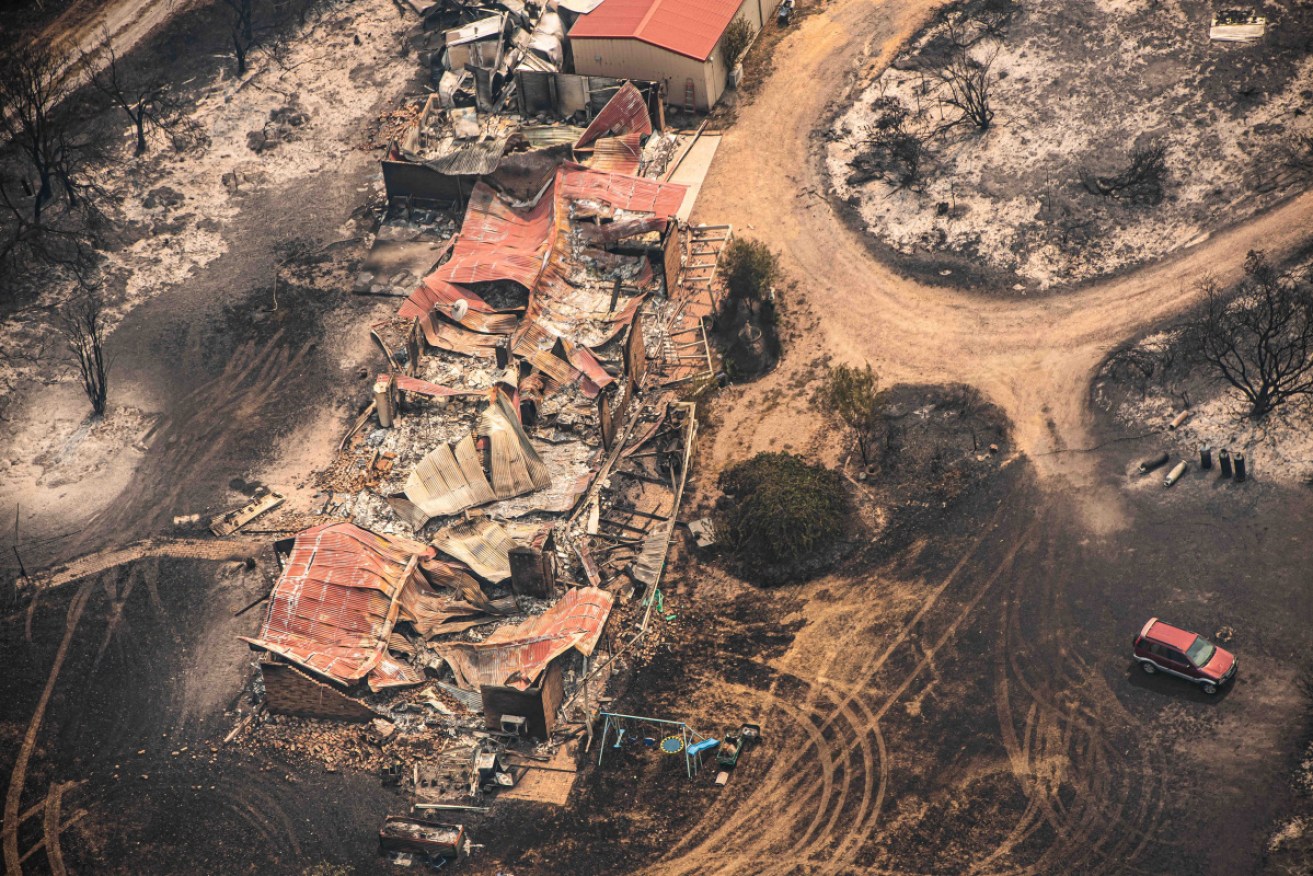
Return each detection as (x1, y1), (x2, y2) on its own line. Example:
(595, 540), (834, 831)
(636, 1), (1313, 874)
(694, 0), (1313, 534)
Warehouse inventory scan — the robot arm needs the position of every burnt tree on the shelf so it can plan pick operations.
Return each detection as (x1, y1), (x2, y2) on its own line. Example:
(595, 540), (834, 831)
(83, 36), (198, 156)
(1080, 143), (1168, 206)
(0, 40), (78, 222)
(1196, 251), (1313, 419)
(931, 28), (997, 132)
(221, 0), (256, 75)
(850, 96), (930, 190)
(58, 275), (110, 416)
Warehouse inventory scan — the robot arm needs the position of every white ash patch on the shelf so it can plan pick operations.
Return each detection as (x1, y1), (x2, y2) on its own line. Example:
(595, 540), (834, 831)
(827, 0), (1313, 289)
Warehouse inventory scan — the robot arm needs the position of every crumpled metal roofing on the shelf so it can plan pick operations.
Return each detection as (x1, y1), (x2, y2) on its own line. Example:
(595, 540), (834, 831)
(431, 517), (518, 583)
(441, 586), (615, 690)
(588, 134), (643, 175)
(481, 386), (553, 499)
(575, 81), (652, 151)
(242, 523), (436, 690)
(400, 166), (686, 379)
(405, 434), (499, 520)
(391, 376), (483, 399)
(439, 183), (556, 290)
(402, 388), (551, 526)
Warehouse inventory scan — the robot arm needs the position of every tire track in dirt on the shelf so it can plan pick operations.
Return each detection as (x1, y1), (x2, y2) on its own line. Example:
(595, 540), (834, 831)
(2, 579), (93, 876)
(657, 497), (1017, 873)
(982, 527), (1170, 875)
(61, 330), (313, 556)
(657, 507), (1040, 876)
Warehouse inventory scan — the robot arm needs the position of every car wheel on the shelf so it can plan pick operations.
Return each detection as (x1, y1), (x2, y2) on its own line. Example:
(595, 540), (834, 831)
(1140, 661), (1157, 675)
(1201, 682), (1218, 695)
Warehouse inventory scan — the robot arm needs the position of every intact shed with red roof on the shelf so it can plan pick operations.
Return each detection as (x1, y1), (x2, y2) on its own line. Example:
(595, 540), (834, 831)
(568, 0), (766, 111)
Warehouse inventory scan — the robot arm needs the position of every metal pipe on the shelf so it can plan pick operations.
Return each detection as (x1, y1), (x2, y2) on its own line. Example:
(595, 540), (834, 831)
(374, 376), (394, 428)
(1163, 460), (1187, 487)
(1219, 449), (1233, 478)
(1138, 452), (1169, 473)
(1233, 453), (1247, 482)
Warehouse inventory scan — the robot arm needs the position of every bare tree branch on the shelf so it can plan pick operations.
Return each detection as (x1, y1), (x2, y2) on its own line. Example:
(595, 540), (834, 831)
(56, 271), (109, 417)
(80, 32), (202, 156)
(1196, 251), (1313, 418)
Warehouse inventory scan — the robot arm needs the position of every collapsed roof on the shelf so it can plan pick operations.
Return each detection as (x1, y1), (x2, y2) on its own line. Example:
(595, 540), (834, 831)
(441, 585), (614, 690)
(399, 163), (686, 388)
(242, 523), (515, 691)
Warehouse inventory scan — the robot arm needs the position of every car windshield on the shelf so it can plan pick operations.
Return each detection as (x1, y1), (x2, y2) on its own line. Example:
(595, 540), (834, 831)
(1185, 636), (1216, 667)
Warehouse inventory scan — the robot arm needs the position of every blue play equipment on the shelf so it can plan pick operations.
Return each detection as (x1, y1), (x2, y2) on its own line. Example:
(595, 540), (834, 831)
(686, 738), (720, 757)
(596, 712), (714, 778)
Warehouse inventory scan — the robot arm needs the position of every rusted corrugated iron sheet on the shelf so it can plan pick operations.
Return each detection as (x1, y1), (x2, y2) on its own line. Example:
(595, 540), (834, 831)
(588, 133), (643, 175)
(575, 82), (653, 150)
(405, 436), (499, 520)
(402, 388), (551, 527)
(481, 387), (552, 499)
(392, 376), (481, 399)
(439, 182), (555, 289)
(441, 586), (615, 690)
(432, 517), (517, 583)
(399, 274), (492, 321)
(557, 164), (686, 217)
(420, 318), (504, 358)
(241, 523), (435, 690)
(418, 135), (511, 176)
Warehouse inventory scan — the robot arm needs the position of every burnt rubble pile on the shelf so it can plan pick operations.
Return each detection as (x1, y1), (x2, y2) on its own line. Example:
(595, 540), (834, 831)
(229, 67), (732, 833)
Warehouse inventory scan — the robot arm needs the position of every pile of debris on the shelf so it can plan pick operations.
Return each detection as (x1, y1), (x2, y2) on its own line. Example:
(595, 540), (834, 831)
(230, 64), (732, 850)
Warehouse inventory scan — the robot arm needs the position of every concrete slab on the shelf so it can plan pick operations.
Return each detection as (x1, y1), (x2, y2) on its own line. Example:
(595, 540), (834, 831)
(668, 133), (723, 223)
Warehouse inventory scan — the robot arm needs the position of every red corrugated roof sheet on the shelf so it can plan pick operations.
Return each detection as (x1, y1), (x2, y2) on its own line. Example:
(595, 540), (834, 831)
(243, 523), (436, 691)
(440, 586), (614, 690)
(587, 134), (644, 175)
(575, 82), (653, 151)
(568, 0), (745, 61)
(400, 165), (686, 391)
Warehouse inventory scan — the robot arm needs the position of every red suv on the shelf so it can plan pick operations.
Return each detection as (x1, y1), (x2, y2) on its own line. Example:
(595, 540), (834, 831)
(1132, 618), (1237, 695)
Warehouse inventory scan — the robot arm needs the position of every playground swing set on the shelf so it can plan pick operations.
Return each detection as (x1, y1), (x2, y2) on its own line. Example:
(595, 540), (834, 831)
(596, 712), (762, 782)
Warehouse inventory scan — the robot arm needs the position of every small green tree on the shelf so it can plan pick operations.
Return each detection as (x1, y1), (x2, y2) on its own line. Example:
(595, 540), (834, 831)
(719, 453), (848, 581)
(723, 18), (755, 69)
(721, 237), (779, 303)
(817, 363), (882, 466)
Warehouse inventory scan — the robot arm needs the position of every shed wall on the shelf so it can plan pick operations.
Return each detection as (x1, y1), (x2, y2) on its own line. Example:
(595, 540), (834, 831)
(571, 38), (714, 110)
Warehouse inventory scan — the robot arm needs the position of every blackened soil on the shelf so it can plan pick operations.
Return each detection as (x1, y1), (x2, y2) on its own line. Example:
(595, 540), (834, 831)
(0, 556), (403, 874)
(469, 582), (807, 876)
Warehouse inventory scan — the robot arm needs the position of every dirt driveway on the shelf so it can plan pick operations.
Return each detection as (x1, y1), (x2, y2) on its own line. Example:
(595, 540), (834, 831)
(696, 0), (1313, 534)
(636, 0), (1313, 874)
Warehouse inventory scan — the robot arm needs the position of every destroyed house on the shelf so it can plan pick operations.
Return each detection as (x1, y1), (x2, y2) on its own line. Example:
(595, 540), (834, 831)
(383, 79), (668, 207)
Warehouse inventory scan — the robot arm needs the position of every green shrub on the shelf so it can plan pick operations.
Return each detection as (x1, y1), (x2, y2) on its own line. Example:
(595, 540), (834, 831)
(719, 452), (849, 578)
(721, 238), (779, 303)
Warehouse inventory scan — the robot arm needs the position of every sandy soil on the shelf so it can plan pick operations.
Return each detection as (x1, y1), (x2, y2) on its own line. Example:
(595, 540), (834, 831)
(0, 0), (418, 572)
(825, 0), (1313, 289)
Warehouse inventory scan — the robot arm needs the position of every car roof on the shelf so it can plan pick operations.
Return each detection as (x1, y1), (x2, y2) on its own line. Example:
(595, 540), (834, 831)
(1146, 620), (1199, 651)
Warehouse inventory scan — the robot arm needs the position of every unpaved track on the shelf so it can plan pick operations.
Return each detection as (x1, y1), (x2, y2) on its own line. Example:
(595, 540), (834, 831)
(652, 0), (1313, 873)
(695, 0), (1313, 532)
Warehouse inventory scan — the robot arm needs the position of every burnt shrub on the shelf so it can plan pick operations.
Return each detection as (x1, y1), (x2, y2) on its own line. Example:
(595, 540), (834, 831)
(718, 452), (850, 584)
